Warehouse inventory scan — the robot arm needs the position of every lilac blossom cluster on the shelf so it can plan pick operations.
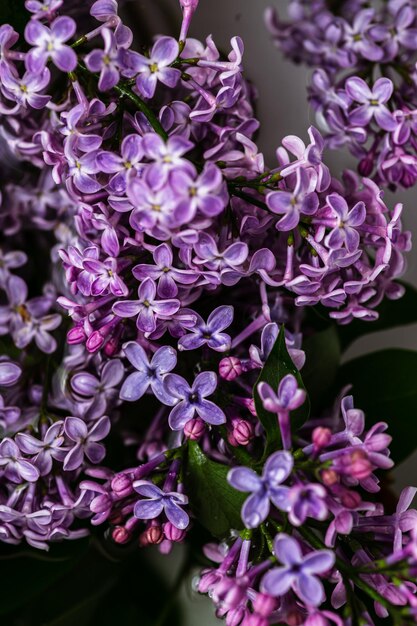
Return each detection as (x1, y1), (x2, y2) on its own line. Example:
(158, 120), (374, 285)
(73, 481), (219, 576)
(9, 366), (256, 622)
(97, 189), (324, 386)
(0, 0), (416, 624)
(266, 0), (417, 189)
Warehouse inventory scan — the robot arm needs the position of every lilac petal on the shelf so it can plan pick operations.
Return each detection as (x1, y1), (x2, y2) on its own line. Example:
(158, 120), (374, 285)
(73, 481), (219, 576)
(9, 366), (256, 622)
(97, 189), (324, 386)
(303, 551), (335, 575)
(63, 443), (84, 471)
(207, 332), (231, 352)
(113, 300), (142, 318)
(327, 193), (348, 219)
(164, 500), (189, 529)
(97, 151), (123, 173)
(134, 498), (164, 520)
(85, 441), (106, 464)
(120, 371), (149, 401)
(16, 460), (40, 482)
(15, 433), (42, 455)
(71, 372), (99, 396)
(134, 481), (163, 498)
(64, 417), (88, 442)
(152, 36), (179, 65)
(267, 191), (291, 213)
(264, 450), (293, 485)
(101, 359), (124, 387)
(228, 467), (261, 492)
(152, 299), (180, 316)
(348, 201), (366, 227)
(151, 345), (177, 372)
(277, 209), (299, 231)
(178, 334), (206, 351)
(193, 371), (217, 397)
(51, 16), (76, 41)
(139, 277), (156, 301)
(242, 491), (270, 528)
(344, 227), (360, 253)
(345, 76), (372, 102)
(137, 306), (156, 333)
(269, 486), (291, 512)
(257, 382), (279, 413)
(349, 105), (373, 128)
(88, 416), (111, 442)
(53, 47), (77, 72)
(164, 374), (190, 399)
(261, 567), (293, 597)
(374, 106), (398, 132)
(223, 242), (249, 265)
(295, 573), (324, 607)
(136, 73), (157, 99)
(274, 534), (302, 566)
(0, 362), (21, 386)
(207, 305), (234, 333)
(195, 399), (226, 425)
(123, 341), (149, 371)
(168, 401), (195, 430)
(372, 78), (393, 104)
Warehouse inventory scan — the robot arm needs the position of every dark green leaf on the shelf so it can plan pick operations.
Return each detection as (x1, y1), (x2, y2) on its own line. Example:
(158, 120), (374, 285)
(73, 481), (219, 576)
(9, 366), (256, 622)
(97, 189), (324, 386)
(184, 440), (246, 537)
(254, 326), (310, 457)
(337, 348), (417, 463)
(0, 0), (30, 36)
(303, 325), (341, 412)
(337, 282), (417, 351)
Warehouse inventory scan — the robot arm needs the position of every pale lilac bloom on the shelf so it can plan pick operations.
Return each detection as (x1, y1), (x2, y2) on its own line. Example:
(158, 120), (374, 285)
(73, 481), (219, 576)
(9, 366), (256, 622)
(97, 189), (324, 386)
(258, 375), (306, 414)
(133, 480), (189, 530)
(343, 9), (383, 61)
(63, 415), (111, 471)
(97, 134), (143, 193)
(123, 37), (180, 98)
(346, 77), (397, 132)
(178, 305), (233, 352)
(85, 28), (121, 92)
(25, 17), (77, 73)
(325, 194), (366, 252)
(193, 233), (248, 272)
(13, 310), (61, 354)
(1, 66), (51, 110)
(141, 133), (194, 188)
(371, 4), (417, 57)
(170, 162), (227, 222)
(25, 0), (63, 20)
(127, 177), (177, 232)
(266, 168), (319, 231)
(132, 243), (197, 298)
(120, 341), (177, 403)
(71, 360), (124, 418)
(0, 438), (40, 483)
(249, 323), (305, 371)
(64, 140), (101, 194)
(59, 103), (104, 153)
(163, 371), (226, 430)
(287, 483), (328, 526)
(261, 534), (335, 607)
(0, 360), (21, 387)
(16, 422), (66, 475)
(112, 277), (180, 334)
(393, 487), (417, 551)
(82, 256), (128, 297)
(228, 451), (293, 528)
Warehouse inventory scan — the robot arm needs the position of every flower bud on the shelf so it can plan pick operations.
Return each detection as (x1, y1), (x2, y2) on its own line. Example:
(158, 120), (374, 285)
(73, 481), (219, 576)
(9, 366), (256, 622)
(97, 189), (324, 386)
(321, 469), (339, 486)
(184, 417), (205, 440)
(358, 154), (374, 177)
(312, 427), (332, 450)
(228, 418), (254, 446)
(219, 356), (243, 381)
(163, 521), (186, 542)
(243, 616), (268, 626)
(346, 450), (372, 479)
(140, 525), (164, 546)
(104, 335), (120, 356)
(112, 526), (131, 544)
(252, 593), (277, 617)
(67, 325), (86, 344)
(86, 330), (105, 352)
(111, 473), (133, 498)
(341, 489), (361, 509)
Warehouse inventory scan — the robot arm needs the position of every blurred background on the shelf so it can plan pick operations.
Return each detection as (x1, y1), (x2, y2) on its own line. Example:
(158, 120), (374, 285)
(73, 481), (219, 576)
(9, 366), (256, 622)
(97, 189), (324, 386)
(123, 1), (417, 623)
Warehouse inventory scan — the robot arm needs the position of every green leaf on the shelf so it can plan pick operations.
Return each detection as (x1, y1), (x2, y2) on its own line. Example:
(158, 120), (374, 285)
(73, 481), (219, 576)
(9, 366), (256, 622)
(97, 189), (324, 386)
(303, 326), (341, 412)
(254, 326), (310, 457)
(337, 348), (417, 463)
(184, 440), (246, 537)
(337, 282), (417, 351)
(0, 0), (30, 36)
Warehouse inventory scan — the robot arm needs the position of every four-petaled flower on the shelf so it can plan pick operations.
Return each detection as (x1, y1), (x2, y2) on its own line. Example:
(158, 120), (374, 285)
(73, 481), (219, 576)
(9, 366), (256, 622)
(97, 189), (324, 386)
(63, 415), (111, 471)
(25, 16), (77, 73)
(228, 451), (293, 528)
(133, 480), (189, 530)
(16, 422), (66, 476)
(120, 341), (177, 403)
(123, 37), (181, 99)
(325, 193), (366, 253)
(178, 305), (234, 352)
(346, 77), (397, 132)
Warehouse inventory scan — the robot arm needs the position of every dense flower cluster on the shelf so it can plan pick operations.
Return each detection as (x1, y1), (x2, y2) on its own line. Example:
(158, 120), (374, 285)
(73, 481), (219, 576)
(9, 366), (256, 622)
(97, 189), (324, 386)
(0, 0), (416, 624)
(266, 0), (417, 188)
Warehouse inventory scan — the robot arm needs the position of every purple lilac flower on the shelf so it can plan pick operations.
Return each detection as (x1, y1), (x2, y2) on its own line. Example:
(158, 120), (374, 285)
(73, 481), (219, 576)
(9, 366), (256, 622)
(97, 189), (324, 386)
(25, 0), (63, 19)
(96, 133), (143, 193)
(170, 162), (227, 222)
(258, 375), (306, 415)
(0, 438), (39, 483)
(266, 168), (318, 231)
(120, 341), (177, 403)
(178, 306), (234, 352)
(163, 371), (226, 430)
(261, 534), (335, 606)
(85, 28), (120, 91)
(343, 9), (383, 62)
(132, 243), (197, 298)
(112, 277), (180, 334)
(71, 359), (124, 417)
(0, 249), (27, 288)
(25, 17), (77, 73)
(228, 451), (293, 528)
(63, 416), (111, 471)
(287, 483), (328, 526)
(133, 480), (189, 530)
(325, 193), (366, 252)
(1, 66), (51, 110)
(123, 37), (181, 99)
(345, 77), (397, 132)
(16, 422), (66, 475)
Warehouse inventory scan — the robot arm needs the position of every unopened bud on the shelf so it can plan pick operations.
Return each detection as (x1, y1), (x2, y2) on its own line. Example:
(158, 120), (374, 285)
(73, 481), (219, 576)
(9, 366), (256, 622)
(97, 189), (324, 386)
(228, 418), (254, 447)
(184, 417), (205, 440)
(163, 521), (186, 542)
(321, 469), (338, 486)
(341, 489), (361, 509)
(252, 593), (277, 617)
(219, 356), (242, 381)
(312, 427), (332, 450)
(141, 525), (164, 545)
(112, 526), (131, 544)
(111, 473), (133, 498)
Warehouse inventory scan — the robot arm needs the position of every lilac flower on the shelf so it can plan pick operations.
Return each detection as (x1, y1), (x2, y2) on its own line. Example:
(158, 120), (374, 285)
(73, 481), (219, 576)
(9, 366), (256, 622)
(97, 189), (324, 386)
(193, 234), (248, 273)
(112, 277), (180, 334)
(266, 169), (318, 231)
(123, 37), (180, 99)
(63, 416), (111, 471)
(85, 28), (120, 91)
(228, 451), (293, 528)
(120, 341), (177, 403)
(346, 77), (397, 132)
(178, 305), (234, 352)
(371, 5), (417, 58)
(140, 133), (194, 188)
(170, 162), (227, 222)
(343, 9), (383, 62)
(163, 371), (226, 430)
(1, 66), (51, 110)
(96, 134), (143, 193)
(16, 422), (66, 475)
(25, 17), (77, 73)
(64, 140), (101, 194)
(133, 480), (189, 530)
(71, 360), (124, 418)
(0, 360), (21, 387)
(0, 438), (39, 483)
(132, 243), (197, 298)
(82, 257), (128, 297)
(261, 534), (335, 606)
(325, 194), (366, 252)
(258, 375), (306, 415)
(287, 483), (328, 526)
(25, 0), (63, 20)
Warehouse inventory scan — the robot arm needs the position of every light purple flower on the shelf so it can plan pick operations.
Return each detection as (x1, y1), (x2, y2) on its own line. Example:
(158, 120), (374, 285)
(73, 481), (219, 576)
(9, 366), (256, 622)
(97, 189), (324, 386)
(0, 249), (27, 288)
(85, 28), (120, 91)
(71, 360), (124, 418)
(325, 194), (366, 252)
(64, 140), (101, 194)
(1, 66), (51, 109)
(127, 177), (176, 232)
(63, 415), (111, 471)
(228, 451), (293, 528)
(112, 277), (180, 334)
(0, 360), (21, 387)
(261, 534), (335, 607)
(25, 17), (77, 73)
(170, 162), (227, 222)
(16, 422), (66, 475)
(258, 375), (306, 414)
(120, 341), (177, 403)
(82, 257), (128, 297)
(266, 168), (319, 231)
(96, 133), (143, 193)
(132, 243), (197, 298)
(346, 77), (397, 132)
(133, 480), (189, 530)
(0, 438), (40, 483)
(163, 371), (226, 430)
(25, 0), (63, 20)
(178, 305), (233, 352)
(123, 37), (180, 99)
(287, 483), (328, 526)
(343, 9), (383, 62)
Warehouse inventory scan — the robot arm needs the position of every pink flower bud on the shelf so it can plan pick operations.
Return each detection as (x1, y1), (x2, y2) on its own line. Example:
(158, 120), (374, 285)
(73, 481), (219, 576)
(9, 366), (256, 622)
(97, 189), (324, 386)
(321, 469), (339, 486)
(67, 325), (86, 344)
(346, 450), (372, 479)
(252, 593), (277, 617)
(358, 154), (374, 177)
(180, 0), (199, 7)
(104, 335), (120, 356)
(112, 526), (131, 544)
(243, 616), (268, 626)
(86, 330), (105, 352)
(184, 417), (205, 440)
(219, 356), (242, 381)
(163, 521), (186, 542)
(228, 418), (254, 447)
(312, 427), (332, 450)
(140, 525), (164, 546)
(341, 489), (361, 509)
(111, 473), (133, 498)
